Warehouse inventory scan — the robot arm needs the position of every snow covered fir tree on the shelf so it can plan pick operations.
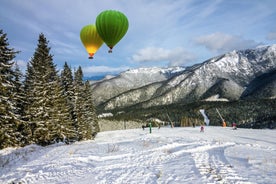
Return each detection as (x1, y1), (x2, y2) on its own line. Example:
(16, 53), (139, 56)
(0, 30), (28, 149)
(0, 30), (99, 149)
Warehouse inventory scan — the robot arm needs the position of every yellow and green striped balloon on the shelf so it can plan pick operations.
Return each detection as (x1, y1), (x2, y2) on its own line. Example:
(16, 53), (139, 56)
(80, 24), (103, 59)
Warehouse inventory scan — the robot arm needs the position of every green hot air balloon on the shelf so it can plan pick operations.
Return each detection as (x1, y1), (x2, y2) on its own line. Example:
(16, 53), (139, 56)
(96, 10), (129, 53)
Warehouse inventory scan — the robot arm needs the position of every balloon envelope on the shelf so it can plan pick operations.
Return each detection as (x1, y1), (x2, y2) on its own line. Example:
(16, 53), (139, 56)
(96, 10), (128, 52)
(80, 24), (103, 59)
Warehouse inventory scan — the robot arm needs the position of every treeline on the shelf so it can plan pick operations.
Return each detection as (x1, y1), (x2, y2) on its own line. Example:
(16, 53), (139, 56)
(104, 99), (276, 129)
(0, 30), (99, 149)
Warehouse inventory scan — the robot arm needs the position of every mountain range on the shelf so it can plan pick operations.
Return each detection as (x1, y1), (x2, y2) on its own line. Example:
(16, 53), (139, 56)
(91, 45), (276, 112)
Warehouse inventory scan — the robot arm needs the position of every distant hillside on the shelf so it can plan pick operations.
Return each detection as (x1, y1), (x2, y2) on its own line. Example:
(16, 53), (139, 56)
(93, 45), (276, 110)
(91, 67), (185, 106)
(92, 45), (276, 129)
(241, 69), (276, 99)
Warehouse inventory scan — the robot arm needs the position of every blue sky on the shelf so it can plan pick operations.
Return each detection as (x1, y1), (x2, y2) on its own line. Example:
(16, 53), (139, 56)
(1, 0), (276, 77)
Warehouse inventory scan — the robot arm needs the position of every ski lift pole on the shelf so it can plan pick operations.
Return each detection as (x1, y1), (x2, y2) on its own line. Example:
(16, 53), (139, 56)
(216, 108), (226, 127)
(216, 108), (224, 121)
(166, 113), (174, 128)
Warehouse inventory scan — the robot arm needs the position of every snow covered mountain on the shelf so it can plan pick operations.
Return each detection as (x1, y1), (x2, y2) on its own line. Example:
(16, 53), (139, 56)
(91, 67), (185, 106)
(92, 45), (276, 110)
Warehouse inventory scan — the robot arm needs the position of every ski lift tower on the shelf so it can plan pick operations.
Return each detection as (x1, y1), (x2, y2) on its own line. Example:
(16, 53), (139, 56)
(216, 108), (227, 127)
(166, 113), (174, 128)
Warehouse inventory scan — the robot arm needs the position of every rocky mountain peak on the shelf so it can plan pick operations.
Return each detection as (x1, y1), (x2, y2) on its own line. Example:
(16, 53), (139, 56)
(91, 45), (276, 111)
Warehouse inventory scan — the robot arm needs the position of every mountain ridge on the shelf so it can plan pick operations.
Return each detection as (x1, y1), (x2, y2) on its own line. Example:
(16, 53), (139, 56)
(92, 45), (276, 111)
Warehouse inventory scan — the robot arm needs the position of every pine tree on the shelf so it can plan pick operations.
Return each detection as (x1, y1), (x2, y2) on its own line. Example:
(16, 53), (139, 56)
(49, 77), (77, 143)
(24, 33), (60, 145)
(73, 66), (85, 140)
(74, 66), (84, 86)
(83, 80), (99, 138)
(73, 67), (99, 140)
(60, 62), (75, 125)
(0, 30), (23, 148)
(12, 63), (31, 145)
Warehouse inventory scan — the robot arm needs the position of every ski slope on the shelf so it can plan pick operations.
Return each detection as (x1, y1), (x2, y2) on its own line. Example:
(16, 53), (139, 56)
(1, 126), (275, 184)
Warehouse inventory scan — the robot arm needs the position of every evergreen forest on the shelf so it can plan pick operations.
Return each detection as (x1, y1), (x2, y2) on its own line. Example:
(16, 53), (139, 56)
(0, 30), (99, 149)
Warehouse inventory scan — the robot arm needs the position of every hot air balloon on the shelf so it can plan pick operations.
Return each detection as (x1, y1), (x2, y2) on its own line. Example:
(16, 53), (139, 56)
(96, 10), (129, 53)
(80, 24), (103, 59)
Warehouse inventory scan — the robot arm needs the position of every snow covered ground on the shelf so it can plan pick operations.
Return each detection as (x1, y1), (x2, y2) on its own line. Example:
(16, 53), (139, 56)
(1, 126), (275, 184)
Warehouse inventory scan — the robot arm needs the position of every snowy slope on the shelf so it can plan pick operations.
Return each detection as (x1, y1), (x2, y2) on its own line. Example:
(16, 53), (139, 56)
(1, 127), (275, 184)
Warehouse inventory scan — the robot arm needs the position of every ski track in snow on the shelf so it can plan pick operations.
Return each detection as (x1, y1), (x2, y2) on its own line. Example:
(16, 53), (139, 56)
(192, 144), (249, 184)
(0, 127), (275, 184)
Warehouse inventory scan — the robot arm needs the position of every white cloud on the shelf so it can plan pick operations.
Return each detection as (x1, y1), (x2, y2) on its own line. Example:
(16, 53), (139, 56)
(82, 65), (130, 76)
(132, 47), (170, 62)
(267, 32), (276, 40)
(194, 32), (260, 53)
(132, 47), (196, 66)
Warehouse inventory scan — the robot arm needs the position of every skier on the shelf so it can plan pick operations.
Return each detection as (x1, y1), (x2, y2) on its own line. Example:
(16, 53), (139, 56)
(232, 122), (237, 130)
(200, 125), (204, 132)
(142, 125), (146, 130)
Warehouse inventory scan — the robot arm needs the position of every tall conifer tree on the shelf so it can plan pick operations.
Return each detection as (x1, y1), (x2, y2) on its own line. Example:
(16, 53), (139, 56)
(73, 67), (99, 140)
(83, 81), (99, 138)
(50, 77), (77, 143)
(24, 33), (60, 145)
(73, 66), (84, 140)
(60, 62), (75, 124)
(0, 30), (24, 148)
(12, 63), (30, 145)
